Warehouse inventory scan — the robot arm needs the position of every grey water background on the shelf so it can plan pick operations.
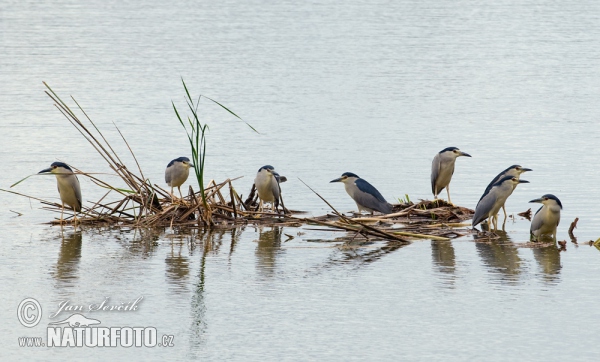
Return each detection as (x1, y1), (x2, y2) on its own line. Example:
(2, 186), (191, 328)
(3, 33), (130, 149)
(1, 0), (600, 360)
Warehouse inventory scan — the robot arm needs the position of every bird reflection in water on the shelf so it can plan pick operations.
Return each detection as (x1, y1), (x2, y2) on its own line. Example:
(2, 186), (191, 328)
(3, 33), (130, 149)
(474, 230), (523, 285)
(473, 230), (562, 285)
(255, 226), (284, 277)
(307, 238), (410, 276)
(431, 241), (457, 287)
(53, 230), (82, 284)
(165, 243), (190, 294)
(532, 244), (561, 284)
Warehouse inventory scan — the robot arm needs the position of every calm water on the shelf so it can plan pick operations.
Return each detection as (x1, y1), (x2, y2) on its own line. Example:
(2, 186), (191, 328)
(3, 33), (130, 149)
(1, 0), (600, 360)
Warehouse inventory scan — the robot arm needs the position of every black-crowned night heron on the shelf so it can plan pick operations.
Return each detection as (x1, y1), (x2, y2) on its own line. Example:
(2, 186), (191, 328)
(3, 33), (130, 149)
(482, 165), (532, 225)
(254, 165), (283, 212)
(330, 172), (392, 214)
(431, 147), (471, 204)
(39, 162), (82, 224)
(165, 157), (194, 200)
(529, 194), (562, 241)
(472, 176), (529, 231)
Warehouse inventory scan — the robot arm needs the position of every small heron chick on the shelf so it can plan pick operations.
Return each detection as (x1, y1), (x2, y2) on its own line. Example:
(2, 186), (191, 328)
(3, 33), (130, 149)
(39, 162), (82, 225)
(431, 147), (471, 204)
(529, 194), (562, 241)
(165, 157), (195, 200)
(472, 176), (529, 231)
(482, 165), (533, 225)
(254, 165), (283, 212)
(330, 172), (392, 214)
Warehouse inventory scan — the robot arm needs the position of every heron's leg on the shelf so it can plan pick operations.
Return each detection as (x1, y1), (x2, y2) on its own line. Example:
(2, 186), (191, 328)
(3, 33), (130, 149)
(501, 215), (506, 231)
(177, 186), (188, 205)
(553, 229), (557, 241)
(446, 184), (452, 205)
(492, 215), (498, 232)
(73, 211), (78, 227)
(60, 202), (65, 225)
(502, 205), (507, 223)
(170, 187), (175, 201)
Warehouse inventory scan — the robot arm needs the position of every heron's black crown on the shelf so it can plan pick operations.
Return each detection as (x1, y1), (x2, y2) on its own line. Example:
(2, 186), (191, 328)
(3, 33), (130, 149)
(167, 157), (191, 168)
(258, 165), (275, 172)
(51, 162), (72, 171)
(341, 172), (360, 178)
(542, 194), (563, 209)
(439, 147), (459, 153)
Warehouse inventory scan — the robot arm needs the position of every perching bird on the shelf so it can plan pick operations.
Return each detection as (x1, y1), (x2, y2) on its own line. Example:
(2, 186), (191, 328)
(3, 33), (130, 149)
(529, 194), (562, 241)
(165, 157), (194, 200)
(39, 162), (82, 224)
(431, 147), (471, 204)
(472, 176), (529, 231)
(330, 172), (392, 214)
(254, 165), (283, 212)
(482, 165), (533, 225)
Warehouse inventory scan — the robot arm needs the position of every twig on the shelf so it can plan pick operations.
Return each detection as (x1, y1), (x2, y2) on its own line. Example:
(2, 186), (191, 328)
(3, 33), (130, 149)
(568, 217), (579, 243)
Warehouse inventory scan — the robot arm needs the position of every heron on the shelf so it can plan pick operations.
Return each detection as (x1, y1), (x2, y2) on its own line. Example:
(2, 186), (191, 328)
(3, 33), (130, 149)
(529, 194), (562, 241)
(254, 165), (283, 212)
(482, 165), (532, 225)
(472, 176), (529, 231)
(431, 147), (471, 204)
(330, 172), (392, 214)
(39, 162), (82, 225)
(165, 157), (194, 201)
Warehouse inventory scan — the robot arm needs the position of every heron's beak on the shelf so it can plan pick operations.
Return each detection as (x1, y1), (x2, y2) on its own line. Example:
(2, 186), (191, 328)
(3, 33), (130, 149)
(518, 180), (530, 184)
(188, 164), (195, 168)
(330, 177), (343, 183)
(529, 197), (543, 203)
(38, 168), (52, 174)
(521, 168), (533, 172)
(460, 151), (472, 157)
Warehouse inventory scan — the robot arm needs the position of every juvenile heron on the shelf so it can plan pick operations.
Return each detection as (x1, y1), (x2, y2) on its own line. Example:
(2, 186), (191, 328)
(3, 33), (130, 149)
(330, 172), (392, 214)
(472, 176), (529, 231)
(431, 147), (471, 204)
(529, 194), (562, 241)
(254, 165), (283, 212)
(482, 165), (533, 225)
(165, 157), (194, 200)
(39, 162), (82, 224)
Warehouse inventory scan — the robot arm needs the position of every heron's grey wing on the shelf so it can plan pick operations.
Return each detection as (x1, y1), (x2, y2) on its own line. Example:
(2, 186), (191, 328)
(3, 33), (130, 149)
(354, 179), (391, 214)
(73, 175), (82, 211)
(270, 175), (281, 200)
(270, 173), (282, 209)
(472, 191), (496, 226)
(431, 154), (441, 194)
(481, 171), (505, 201)
(530, 206), (544, 233)
(165, 166), (173, 185)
